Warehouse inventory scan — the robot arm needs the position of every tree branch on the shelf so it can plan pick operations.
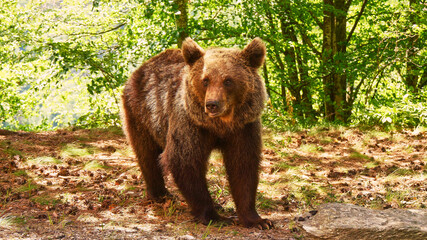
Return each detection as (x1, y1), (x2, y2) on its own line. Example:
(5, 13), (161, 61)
(297, 25), (322, 60)
(346, 0), (368, 44)
(308, 9), (323, 30)
(68, 23), (126, 37)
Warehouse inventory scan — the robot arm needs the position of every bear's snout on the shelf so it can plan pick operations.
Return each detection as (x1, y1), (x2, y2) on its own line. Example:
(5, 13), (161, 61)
(205, 100), (220, 114)
(205, 100), (224, 117)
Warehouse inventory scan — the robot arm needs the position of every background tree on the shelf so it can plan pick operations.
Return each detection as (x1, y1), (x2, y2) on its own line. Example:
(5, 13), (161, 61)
(321, 0), (368, 122)
(174, 0), (189, 47)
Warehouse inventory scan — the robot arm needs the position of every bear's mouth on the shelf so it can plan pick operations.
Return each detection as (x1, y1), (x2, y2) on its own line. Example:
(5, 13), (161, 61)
(206, 111), (223, 118)
(205, 107), (228, 118)
(205, 106), (233, 120)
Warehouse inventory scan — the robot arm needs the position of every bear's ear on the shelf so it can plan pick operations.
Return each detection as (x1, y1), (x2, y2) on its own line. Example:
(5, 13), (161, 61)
(240, 37), (266, 69)
(182, 38), (205, 66)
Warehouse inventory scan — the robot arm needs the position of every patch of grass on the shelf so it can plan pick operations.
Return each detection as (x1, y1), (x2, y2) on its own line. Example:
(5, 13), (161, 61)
(83, 160), (111, 171)
(405, 145), (414, 154)
(256, 192), (276, 210)
(319, 136), (333, 144)
(101, 126), (125, 136)
(385, 189), (407, 206)
(367, 196), (387, 209)
(307, 124), (337, 136)
(61, 143), (96, 158)
(319, 185), (339, 203)
(387, 168), (416, 177)
(164, 200), (179, 217)
(367, 130), (390, 140)
(262, 129), (295, 150)
(210, 183), (229, 202)
(124, 185), (137, 191)
(272, 162), (298, 172)
(31, 195), (61, 206)
(2, 147), (23, 157)
(341, 128), (357, 139)
(390, 133), (406, 143)
(13, 170), (28, 177)
(115, 147), (134, 158)
(27, 156), (62, 165)
(0, 215), (27, 227)
(270, 169), (305, 184)
(364, 160), (380, 169)
(17, 181), (39, 193)
(349, 150), (371, 161)
(202, 220), (213, 239)
(299, 144), (320, 153)
(298, 185), (320, 205)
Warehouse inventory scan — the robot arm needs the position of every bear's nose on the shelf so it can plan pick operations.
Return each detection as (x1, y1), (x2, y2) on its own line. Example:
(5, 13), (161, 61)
(205, 100), (220, 113)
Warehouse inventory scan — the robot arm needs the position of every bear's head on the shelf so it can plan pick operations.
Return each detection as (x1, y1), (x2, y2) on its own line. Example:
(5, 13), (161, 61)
(182, 38), (266, 123)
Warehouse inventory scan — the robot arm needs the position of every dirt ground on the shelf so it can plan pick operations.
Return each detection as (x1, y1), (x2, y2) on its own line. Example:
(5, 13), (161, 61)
(0, 126), (426, 239)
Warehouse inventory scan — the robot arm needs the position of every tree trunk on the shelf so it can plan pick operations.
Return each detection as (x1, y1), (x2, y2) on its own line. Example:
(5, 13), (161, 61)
(334, 0), (349, 122)
(322, 0), (335, 121)
(174, 0), (188, 48)
(263, 62), (271, 98)
(321, 0), (367, 123)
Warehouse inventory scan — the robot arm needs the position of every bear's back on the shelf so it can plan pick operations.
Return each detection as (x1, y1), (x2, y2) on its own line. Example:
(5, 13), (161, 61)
(122, 49), (186, 147)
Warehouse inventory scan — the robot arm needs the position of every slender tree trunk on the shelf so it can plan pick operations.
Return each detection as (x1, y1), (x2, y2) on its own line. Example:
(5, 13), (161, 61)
(263, 62), (271, 98)
(281, 81), (287, 110)
(334, 0), (349, 122)
(322, 0), (335, 121)
(174, 0), (188, 48)
(293, 31), (316, 119)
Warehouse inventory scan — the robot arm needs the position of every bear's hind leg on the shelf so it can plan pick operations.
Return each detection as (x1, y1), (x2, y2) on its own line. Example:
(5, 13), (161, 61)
(135, 137), (169, 202)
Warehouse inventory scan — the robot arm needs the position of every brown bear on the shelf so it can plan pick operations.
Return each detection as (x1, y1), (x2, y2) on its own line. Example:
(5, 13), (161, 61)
(121, 37), (273, 229)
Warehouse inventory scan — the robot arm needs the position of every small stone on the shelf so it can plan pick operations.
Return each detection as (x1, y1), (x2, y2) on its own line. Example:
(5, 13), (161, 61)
(177, 235), (195, 240)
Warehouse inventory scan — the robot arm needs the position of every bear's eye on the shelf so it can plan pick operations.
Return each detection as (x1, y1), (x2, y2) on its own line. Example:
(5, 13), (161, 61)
(202, 78), (209, 87)
(224, 78), (233, 87)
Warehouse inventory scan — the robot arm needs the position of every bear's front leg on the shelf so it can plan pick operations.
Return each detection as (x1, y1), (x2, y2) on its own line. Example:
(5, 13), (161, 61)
(162, 125), (223, 225)
(221, 121), (274, 229)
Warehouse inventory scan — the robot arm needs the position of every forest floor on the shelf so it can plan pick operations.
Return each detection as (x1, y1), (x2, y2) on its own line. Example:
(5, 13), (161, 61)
(0, 126), (426, 239)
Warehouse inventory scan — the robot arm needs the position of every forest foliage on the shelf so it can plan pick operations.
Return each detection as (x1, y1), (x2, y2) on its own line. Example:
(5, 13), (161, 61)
(0, 0), (426, 131)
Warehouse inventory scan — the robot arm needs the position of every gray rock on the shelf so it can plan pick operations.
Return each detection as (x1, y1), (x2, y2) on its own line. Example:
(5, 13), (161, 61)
(296, 203), (427, 240)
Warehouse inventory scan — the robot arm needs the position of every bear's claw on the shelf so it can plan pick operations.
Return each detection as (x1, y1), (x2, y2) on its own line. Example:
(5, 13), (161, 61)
(255, 219), (274, 230)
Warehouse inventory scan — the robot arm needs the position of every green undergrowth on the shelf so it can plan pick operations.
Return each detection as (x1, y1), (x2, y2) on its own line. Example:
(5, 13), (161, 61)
(27, 156), (62, 166)
(60, 143), (97, 158)
(83, 160), (111, 171)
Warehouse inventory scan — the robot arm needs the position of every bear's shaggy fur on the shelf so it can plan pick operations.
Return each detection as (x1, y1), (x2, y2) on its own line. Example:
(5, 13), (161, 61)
(121, 38), (273, 229)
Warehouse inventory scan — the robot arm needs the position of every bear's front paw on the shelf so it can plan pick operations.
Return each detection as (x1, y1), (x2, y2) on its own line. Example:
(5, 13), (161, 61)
(255, 218), (274, 230)
(243, 218), (274, 230)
